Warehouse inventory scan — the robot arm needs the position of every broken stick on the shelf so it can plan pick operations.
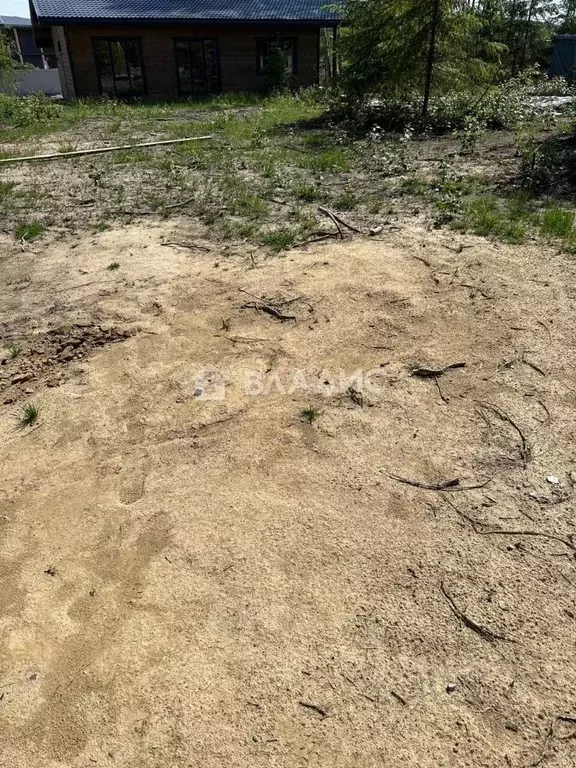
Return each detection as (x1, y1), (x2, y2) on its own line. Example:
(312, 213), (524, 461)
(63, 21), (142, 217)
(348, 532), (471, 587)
(440, 581), (505, 643)
(318, 206), (362, 234)
(384, 472), (492, 492)
(475, 401), (531, 462)
(298, 701), (329, 717)
(411, 362), (466, 378)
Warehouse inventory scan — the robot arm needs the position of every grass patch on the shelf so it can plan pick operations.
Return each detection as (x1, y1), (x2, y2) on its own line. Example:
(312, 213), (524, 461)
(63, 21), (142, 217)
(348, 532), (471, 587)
(540, 206), (575, 239)
(300, 406), (321, 425)
(401, 177), (430, 196)
(295, 183), (323, 202)
(333, 192), (359, 210)
(20, 404), (39, 427)
(0, 180), (16, 199)
(259, 227), (299, 253)
(107, 261), (120, 270)
(303, 149), (351, 172)
(15, 221), (44, 242)
(5, 341), (22, 358)
(456, 196), (527, 244)
(112, 149), (151, 164)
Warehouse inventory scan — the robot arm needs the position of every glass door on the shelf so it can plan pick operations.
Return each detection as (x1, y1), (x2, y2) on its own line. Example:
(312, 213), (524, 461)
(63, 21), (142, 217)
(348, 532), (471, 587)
(174, 39), (220, 97)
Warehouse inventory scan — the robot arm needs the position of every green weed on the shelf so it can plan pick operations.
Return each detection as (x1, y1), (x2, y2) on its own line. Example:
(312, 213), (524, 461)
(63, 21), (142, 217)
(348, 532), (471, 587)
(295, 183), (322, 202)
(107, 262), (120, 270)
(0, 180), (16, 199)
(540, 206), (575, 239)
(259, 227), (298, 252)
(306, 149), (350, 172)
(457, 196), (526, 244)
(15, 221), (44, 242)
(333, 192), (359, 210)
(300, 406), (321, 425)
(5, 341), (22, 358)
(401, 177), (429, 196)
(21, 404), (39, 427)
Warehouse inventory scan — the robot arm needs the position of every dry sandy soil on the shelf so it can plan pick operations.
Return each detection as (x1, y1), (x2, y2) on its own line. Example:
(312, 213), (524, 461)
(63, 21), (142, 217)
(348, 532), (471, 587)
(1, 216), (576, 767)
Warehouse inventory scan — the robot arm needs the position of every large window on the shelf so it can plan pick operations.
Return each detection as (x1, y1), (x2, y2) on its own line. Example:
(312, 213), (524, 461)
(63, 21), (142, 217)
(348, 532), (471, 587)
(93, 38), (146, 99)
(256, 38), (297, 76)
(174, 39), (220, 97)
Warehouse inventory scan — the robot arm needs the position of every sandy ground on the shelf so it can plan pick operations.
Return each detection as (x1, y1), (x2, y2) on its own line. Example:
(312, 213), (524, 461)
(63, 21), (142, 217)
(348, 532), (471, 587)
(1, 219), (576, 767)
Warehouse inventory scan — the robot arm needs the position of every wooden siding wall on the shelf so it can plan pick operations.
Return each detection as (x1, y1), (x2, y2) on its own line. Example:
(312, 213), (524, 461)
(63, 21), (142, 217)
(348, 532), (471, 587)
(65, 24), (320, 97)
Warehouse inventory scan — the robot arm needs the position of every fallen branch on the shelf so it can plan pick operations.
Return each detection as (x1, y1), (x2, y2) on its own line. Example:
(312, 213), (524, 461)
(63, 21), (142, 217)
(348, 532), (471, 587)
(536, 320), (552, 343)
(238, 288), (296, 321)
(164, 196), (195, 210)
(434, 376), (449, 404)
(384, 472), (492, 492)
(475, 401), (531, 462)
(296, 233), (339, 248)
(390, 690), (407, 706)
(242, 302), (296, 321)
(318, 206), (362, 234)
(411, 362), (466, 378)
(521, 351), (546, 376)
(0, 135), (213, 164)
(440, 581), (505, 643)
(161, 241), (211, 251)
(442, 497), (576, 553)
(318, 207), (343, 239)
(220, 335), (270, 343)
(282, 143), (310, 154)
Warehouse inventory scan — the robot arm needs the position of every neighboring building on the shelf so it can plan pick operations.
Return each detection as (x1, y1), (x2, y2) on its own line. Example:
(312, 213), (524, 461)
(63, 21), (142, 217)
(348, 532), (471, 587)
(29, 0), (341, 101)
(551, 34), (576, 80)
(0, 14), (51, 67)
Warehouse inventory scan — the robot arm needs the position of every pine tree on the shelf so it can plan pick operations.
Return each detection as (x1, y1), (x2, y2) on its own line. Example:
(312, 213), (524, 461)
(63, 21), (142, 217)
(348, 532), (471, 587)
(338, 0), (504, 112)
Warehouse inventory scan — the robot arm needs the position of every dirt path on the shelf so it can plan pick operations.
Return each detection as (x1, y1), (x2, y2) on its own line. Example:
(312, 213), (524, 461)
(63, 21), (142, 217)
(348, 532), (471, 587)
(1, 222), (576, 767)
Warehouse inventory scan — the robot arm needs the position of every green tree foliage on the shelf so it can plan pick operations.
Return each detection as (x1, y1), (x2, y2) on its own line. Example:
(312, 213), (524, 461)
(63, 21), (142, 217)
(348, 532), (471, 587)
(260, 44), (296, 93)
(338, 0), (505, 110)
(0, 29), (15, 76)
(337, 0), (562, 111)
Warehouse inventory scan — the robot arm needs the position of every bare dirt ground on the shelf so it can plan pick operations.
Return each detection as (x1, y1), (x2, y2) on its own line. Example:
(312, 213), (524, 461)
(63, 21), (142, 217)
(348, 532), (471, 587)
(1, 213), (576, 767)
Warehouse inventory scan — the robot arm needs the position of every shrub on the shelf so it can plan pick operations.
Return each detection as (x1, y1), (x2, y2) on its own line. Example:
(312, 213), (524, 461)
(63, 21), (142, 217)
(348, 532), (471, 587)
(0, 93), (62, 127)
(330, 67), (576, 136)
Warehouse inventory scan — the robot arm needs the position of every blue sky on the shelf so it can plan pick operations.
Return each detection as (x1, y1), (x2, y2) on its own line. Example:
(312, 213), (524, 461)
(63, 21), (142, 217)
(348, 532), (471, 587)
(1, 0), (31, 18)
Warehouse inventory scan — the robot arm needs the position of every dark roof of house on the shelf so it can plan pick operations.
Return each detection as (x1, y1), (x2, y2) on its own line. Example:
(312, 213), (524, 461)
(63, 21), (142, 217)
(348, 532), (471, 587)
(0, 14), (32, 26)
(31, 0), (341, 24)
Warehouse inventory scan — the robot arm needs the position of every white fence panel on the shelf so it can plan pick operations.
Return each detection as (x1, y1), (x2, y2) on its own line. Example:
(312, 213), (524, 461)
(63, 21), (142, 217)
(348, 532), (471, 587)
(0, 69), (61, 96)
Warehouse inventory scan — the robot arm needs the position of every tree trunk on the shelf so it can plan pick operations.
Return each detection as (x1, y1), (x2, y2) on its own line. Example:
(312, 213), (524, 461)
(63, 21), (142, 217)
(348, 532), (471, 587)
(519, 0), (536, 73)
(422, 0), (441, 117)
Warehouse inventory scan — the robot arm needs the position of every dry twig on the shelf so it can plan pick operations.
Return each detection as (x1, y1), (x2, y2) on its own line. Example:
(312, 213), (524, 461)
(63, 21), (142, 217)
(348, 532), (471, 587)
(440, 581), (505, 643)
(299, 701), (329, 717)
(384, 472), (492, 492)
(411, 362), (466, 378)
(238, 288), (296, 321)
(318, 206), (362, 234)
(475, 401), (531, 462)
(161, 241), (211, 251)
